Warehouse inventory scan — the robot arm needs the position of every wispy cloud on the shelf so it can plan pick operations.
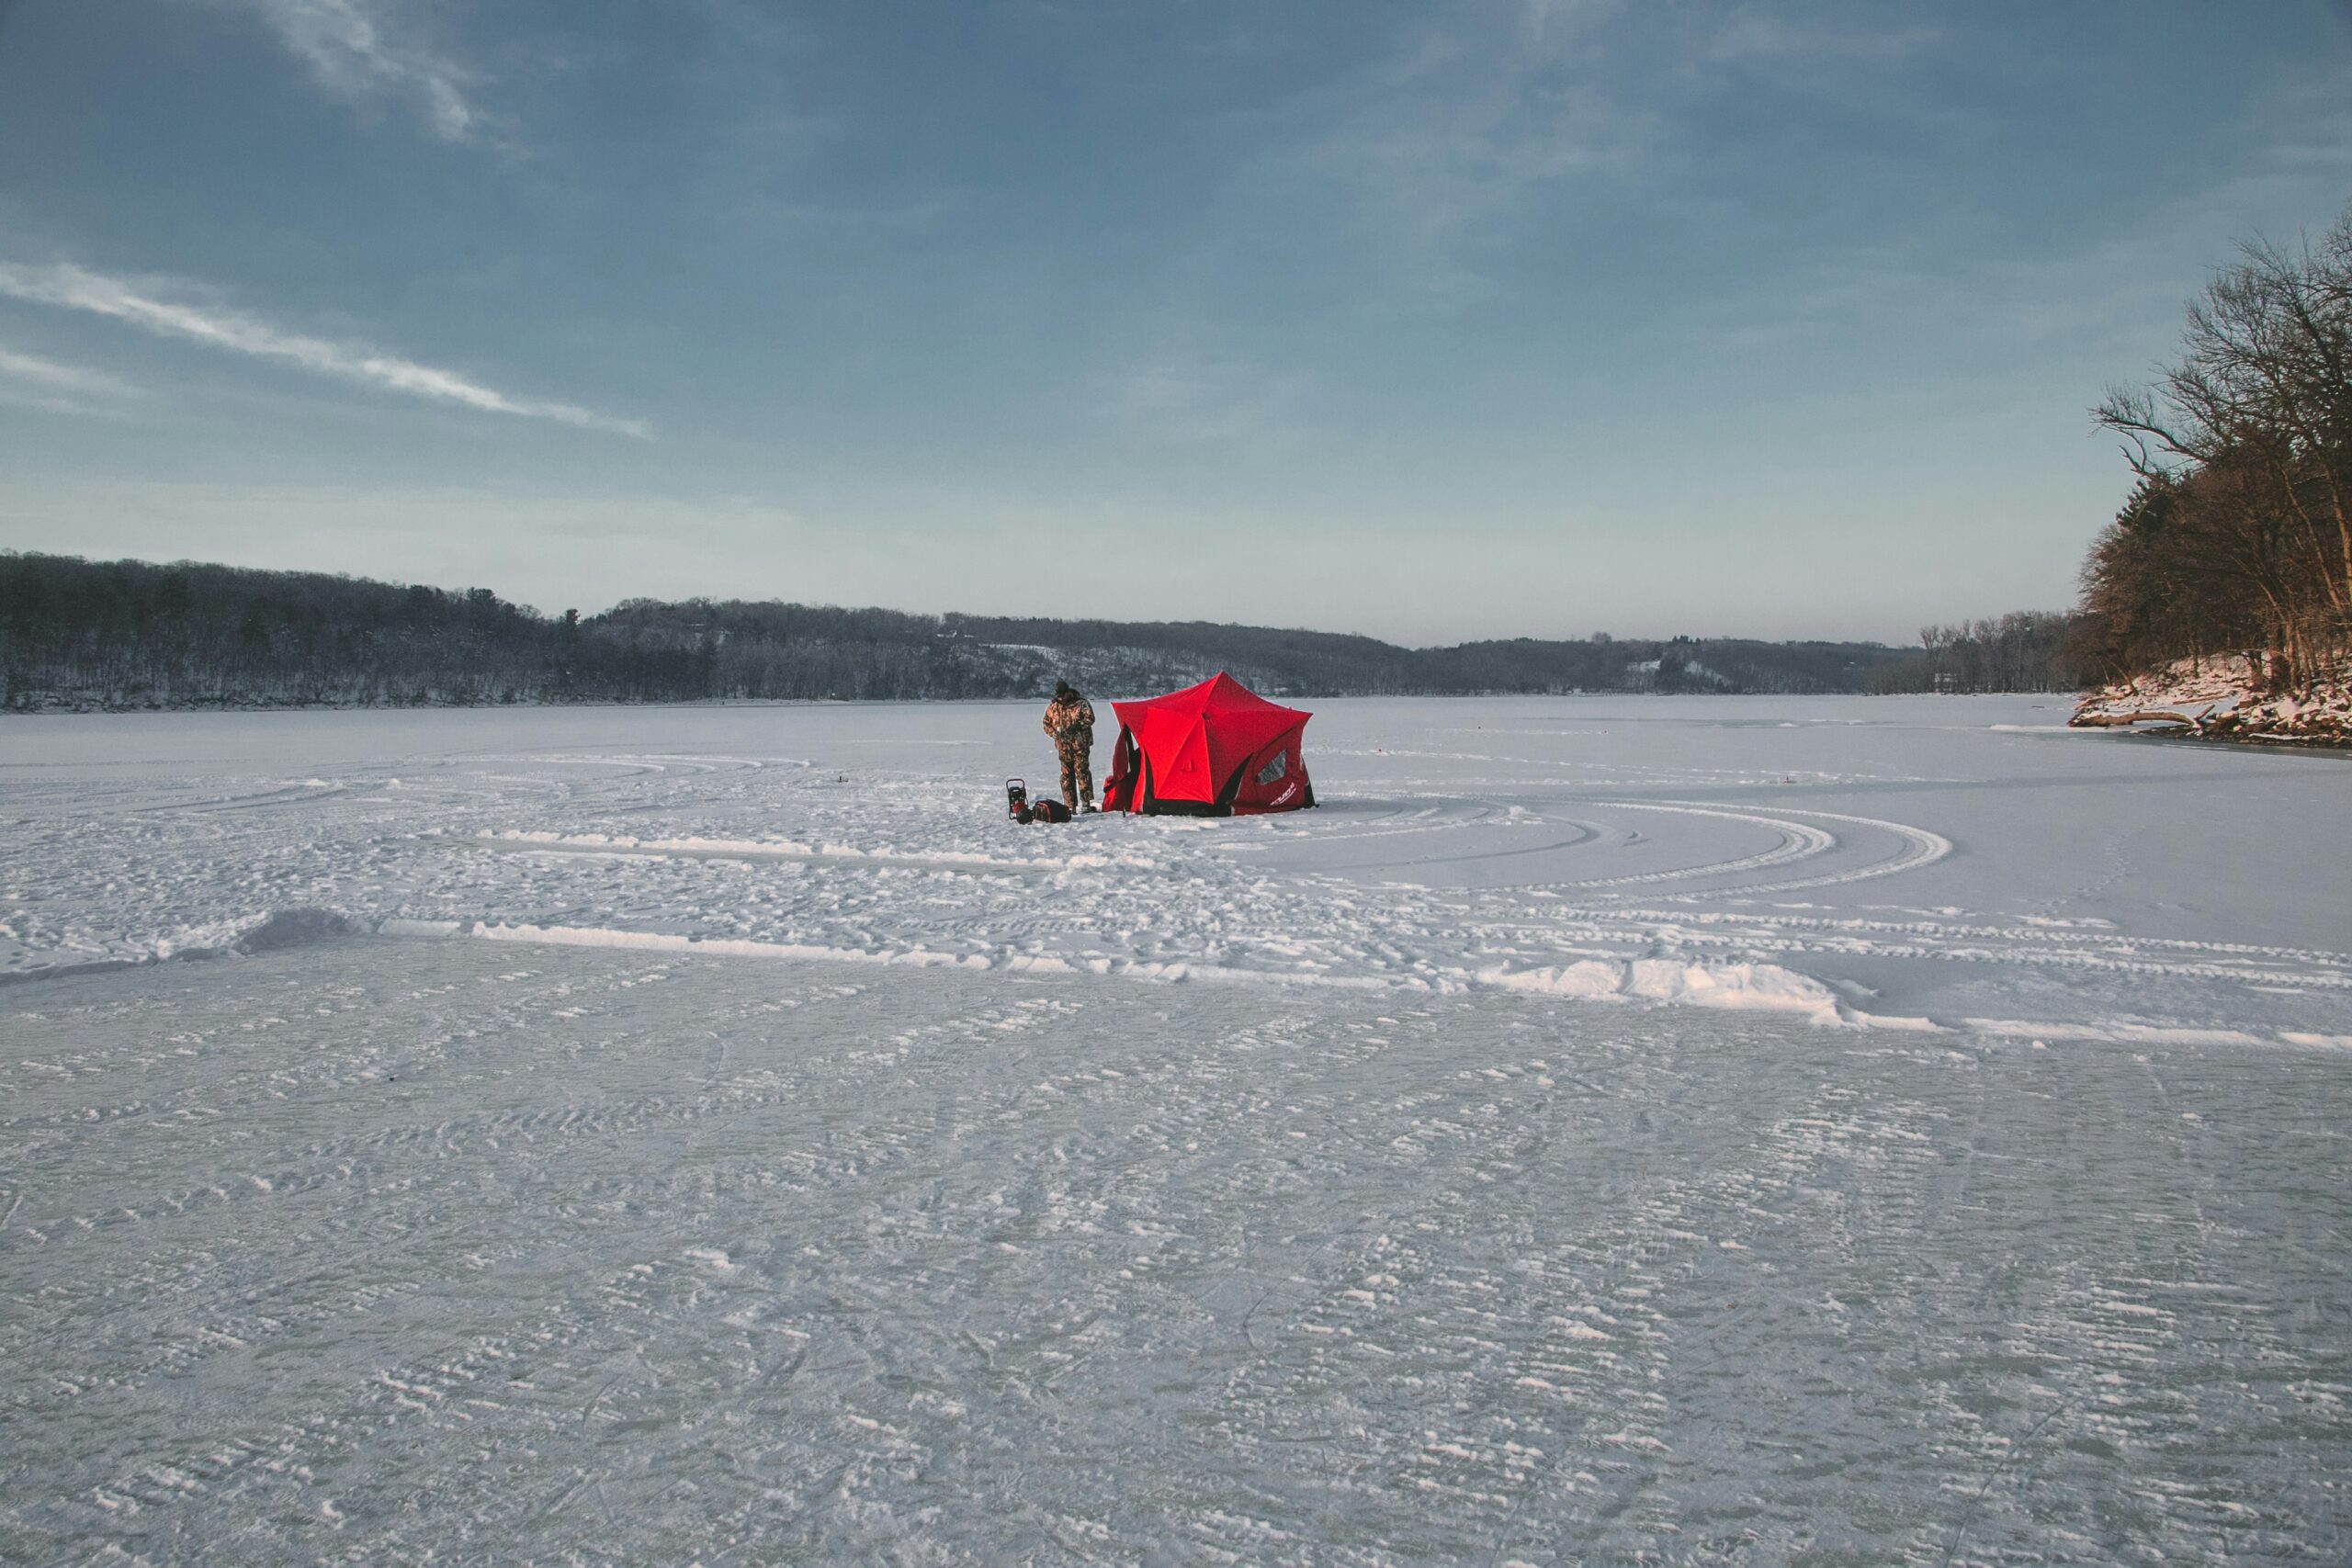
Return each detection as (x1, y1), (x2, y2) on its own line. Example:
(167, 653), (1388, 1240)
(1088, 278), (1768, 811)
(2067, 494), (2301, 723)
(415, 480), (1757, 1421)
(1106, 355), (1313, 446)
(215, 0), (480, 141)
(1703, 11), (1942, 64)
(0, 344), (135, 399)
(1261, 4), (1949, 309)
(1273, 4), (1652, 307)
(0, 342), (139, 418)
(0, 262), (649, 437)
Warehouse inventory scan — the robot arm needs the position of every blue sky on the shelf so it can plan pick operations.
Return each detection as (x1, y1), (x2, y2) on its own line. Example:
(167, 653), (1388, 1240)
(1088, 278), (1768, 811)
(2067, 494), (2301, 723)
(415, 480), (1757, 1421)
(1, 1), (2347, 644)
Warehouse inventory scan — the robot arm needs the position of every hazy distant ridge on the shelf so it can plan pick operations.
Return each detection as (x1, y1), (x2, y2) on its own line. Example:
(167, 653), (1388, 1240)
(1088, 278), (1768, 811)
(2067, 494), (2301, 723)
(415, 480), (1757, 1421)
(3, 551), (1919, 709)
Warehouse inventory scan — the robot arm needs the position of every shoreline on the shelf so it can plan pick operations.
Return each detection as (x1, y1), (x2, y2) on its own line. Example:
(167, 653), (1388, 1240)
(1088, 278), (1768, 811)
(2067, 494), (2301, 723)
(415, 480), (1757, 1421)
(2, 688), (1974, 716)
(2107, 726), (2352, 755)
(2070, 652), (2350, 749)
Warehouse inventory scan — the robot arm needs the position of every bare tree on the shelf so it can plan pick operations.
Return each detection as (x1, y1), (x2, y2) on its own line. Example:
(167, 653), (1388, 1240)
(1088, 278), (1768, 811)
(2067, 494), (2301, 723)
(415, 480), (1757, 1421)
(2092, 203), (2352, 683)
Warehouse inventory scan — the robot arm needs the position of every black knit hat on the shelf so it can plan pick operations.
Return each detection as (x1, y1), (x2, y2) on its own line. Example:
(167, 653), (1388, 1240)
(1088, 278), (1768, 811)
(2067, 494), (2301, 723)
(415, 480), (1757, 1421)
(1055, 680), (1076, 698)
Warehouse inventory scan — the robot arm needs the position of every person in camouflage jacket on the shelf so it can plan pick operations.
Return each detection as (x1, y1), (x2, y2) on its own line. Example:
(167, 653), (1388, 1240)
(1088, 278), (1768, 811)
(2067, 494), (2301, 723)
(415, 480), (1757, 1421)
(1042, 680), (1096, 812)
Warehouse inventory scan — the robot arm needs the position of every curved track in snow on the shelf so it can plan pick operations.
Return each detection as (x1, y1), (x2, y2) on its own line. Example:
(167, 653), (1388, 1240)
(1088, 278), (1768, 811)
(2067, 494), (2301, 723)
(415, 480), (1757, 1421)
(5, 698), (2352, 1564)
(2, 700), (2344, 1041)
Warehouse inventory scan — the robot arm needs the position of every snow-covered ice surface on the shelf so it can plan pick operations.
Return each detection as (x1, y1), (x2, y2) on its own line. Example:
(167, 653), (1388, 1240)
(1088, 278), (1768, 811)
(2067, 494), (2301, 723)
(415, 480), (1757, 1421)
(4, 695), (2349, 1563)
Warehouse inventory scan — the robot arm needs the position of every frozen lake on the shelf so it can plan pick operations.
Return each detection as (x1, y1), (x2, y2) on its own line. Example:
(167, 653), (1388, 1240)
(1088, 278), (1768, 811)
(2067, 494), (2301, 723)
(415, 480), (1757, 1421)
(4, 695), (2348, 1563)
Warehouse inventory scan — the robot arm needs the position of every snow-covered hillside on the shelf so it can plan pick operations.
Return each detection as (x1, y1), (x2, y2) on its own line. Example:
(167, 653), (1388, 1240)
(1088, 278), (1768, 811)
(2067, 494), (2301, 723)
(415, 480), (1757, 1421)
(5, 696), (2347, 1563)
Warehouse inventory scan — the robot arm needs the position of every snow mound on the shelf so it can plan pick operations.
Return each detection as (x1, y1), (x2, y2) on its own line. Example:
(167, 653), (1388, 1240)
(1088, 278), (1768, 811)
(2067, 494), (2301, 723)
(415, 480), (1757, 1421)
(1476, 957), (1844, 1024)
(231, 907), (361, 953)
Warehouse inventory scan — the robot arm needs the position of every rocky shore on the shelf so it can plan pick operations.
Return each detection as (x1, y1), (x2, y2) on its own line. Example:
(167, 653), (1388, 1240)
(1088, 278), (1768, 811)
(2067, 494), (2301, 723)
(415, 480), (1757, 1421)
(2071, 652), (2351, 746)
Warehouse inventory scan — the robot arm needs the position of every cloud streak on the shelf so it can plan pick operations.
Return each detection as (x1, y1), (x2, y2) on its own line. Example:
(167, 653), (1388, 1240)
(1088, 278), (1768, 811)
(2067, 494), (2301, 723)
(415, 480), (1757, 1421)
(1260, 4), (1952, 309)
(0, 342), (139, 418)
(1703, 11), (1942, 64)
(1267, 4), (1653, 307)
(1106, 355), (1313, 447)
(218, 0), (480, 141)
(0, 262), (649, 437)
(0, 344), (135, 399)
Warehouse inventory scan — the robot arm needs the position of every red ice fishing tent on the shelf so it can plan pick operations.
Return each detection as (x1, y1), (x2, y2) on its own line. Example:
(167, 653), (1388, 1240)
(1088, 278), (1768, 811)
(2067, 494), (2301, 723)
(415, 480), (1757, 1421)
(1099, 672), (1316, 816)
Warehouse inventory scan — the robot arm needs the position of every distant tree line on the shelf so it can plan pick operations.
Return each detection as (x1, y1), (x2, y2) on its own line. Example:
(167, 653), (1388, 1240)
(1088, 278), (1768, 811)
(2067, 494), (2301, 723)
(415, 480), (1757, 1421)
(1, 551), (1924, 710)
(2076, 201), (2352, 688)
(1867, 612), (2085, 694)
(0, 556), (713, 708)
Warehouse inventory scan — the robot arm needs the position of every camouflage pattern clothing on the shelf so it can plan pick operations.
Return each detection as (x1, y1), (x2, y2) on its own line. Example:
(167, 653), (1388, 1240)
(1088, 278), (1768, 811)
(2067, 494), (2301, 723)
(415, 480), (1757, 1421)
(1043, 692), (1095, 809)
